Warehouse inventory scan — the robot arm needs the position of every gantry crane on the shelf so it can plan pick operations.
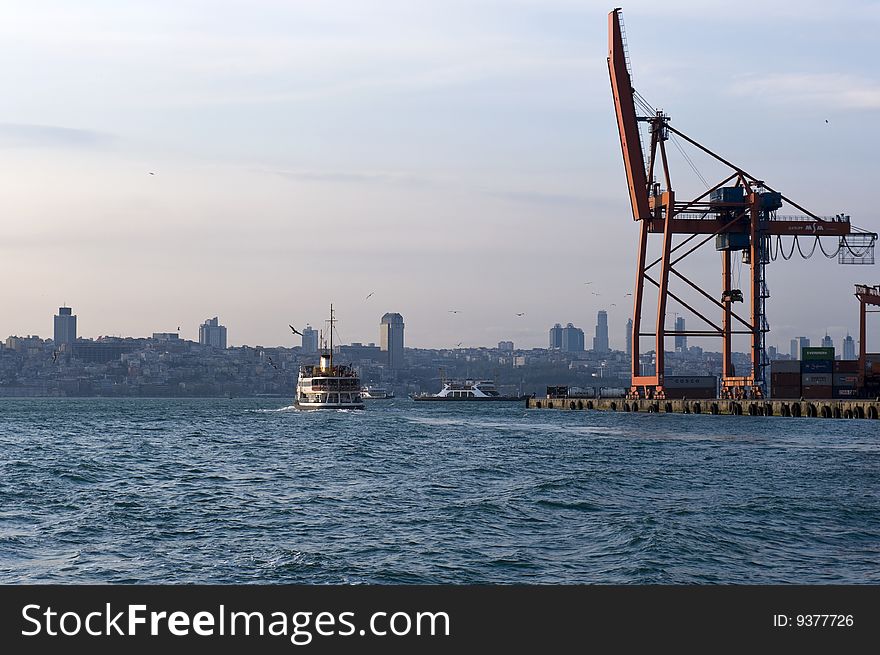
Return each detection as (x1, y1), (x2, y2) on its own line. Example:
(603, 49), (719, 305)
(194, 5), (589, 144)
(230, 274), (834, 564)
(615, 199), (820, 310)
(855, 284), (880, 391)
(608, 8), (876, 400)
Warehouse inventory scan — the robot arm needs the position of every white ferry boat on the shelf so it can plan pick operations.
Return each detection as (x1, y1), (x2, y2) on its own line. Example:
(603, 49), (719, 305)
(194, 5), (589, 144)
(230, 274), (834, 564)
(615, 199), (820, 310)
(411, 379), (526, 401)
(294, 305), (364, 410)
(362, 385), (394, 399)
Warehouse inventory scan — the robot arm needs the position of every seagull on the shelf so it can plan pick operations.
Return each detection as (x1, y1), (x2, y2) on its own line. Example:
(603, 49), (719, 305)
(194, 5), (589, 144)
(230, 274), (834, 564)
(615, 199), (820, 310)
(289, 324), (303, 336)
(148, 172), (156, 175)
(584, 281), (593, 285)
(515, 312), (525, 317)
(592, 292), (601, 296)
(52, 351), (58, 363)
(365, 292), (374, 300)
(455, 342), (463, 347)
(825, 119), (829, 124)
(624, 293), (632, 296)
(267, 356), (279, 370)
(177, 326), (180, 331)
(448, 310), (461, 314)
(611, 303), (617, 307)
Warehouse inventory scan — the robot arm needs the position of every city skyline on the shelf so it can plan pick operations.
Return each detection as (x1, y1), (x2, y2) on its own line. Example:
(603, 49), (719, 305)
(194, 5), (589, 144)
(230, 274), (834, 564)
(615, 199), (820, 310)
(3, 301), (872, 355)
(1, 2), (878, 348)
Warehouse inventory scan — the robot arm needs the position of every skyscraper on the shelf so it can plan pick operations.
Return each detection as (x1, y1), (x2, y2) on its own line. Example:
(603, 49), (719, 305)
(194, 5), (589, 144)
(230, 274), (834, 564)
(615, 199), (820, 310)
(380, 313), (405, 369)
(625, 318), (633, 356)
(301, 324), (318, 354)
(843, 333), (856, 360)
(821, 333), (833, 350)
(790, 336), (809, 359)
(593, 310), (609, 353)
(549, 323), (563, 349)
(561, 323), (585, 352)
(53, 306), (76, 347)
(674, 316), (686, 352)
(199, 316), (227, 349)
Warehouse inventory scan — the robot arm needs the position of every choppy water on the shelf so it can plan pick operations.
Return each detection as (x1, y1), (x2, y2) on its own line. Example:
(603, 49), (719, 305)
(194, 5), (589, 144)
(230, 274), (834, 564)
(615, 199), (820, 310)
(1, 398), (878, 584)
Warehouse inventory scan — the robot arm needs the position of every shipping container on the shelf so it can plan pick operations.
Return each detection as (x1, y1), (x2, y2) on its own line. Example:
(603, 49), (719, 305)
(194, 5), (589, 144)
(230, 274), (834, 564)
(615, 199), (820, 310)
(771, 385), (801, 398)
(834, 360), (859, 373)
(834, 388), (860, 398)
(802, 373), (832, 386)
(801, 359), (833, 374)
(771, 360), (801, 374)
(771, 372), (801, 386)
(802, 385), (833, 399)
(802, 347), (834, 361)
(663, 387), (715, 399)
(664, 375), (717, 389)
(833, 374), (859, 386)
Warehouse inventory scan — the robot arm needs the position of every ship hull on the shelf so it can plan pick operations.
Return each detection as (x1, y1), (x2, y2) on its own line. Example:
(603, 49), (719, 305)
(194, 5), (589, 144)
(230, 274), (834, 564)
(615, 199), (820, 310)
(294, 401), (365, 410)
(411, 396), (528, 402)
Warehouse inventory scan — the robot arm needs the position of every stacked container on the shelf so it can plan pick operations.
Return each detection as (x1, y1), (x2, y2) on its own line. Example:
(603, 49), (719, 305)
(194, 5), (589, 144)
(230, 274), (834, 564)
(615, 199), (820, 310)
(662, 375), (717, 399)
(770, 360), (800, 398)
(801, 347), (834, 398)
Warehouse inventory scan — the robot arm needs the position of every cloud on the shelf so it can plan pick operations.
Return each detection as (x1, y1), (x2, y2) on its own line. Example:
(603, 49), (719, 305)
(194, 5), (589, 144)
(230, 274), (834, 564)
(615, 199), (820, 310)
(0, 123), (114, 149)
(729, 73), (880, 111)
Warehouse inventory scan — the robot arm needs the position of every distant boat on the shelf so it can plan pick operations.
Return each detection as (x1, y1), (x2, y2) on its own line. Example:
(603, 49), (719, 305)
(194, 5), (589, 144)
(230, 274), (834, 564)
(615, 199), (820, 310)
(362, 385), (394, 399)
(293, 305), (365, 410)
(411, 379), (527, 401)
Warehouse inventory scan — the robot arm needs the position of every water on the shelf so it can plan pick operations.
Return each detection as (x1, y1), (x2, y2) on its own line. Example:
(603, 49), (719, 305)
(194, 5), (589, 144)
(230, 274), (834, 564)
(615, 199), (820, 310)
(1, 398), (877, 584)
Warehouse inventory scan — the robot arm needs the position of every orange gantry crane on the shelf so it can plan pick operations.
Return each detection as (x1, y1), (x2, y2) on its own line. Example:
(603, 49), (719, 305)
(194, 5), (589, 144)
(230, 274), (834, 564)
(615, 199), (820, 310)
(608, 8), (876, 400)
(855, 284), (880, 389)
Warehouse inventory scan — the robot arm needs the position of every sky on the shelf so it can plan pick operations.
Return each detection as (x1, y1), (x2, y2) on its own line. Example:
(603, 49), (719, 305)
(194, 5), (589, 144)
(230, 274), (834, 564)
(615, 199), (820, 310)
(1, 0), (879, 351)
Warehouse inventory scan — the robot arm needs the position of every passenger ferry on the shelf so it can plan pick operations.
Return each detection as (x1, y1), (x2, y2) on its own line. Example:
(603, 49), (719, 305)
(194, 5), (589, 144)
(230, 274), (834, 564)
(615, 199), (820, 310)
(362, 385), (394, 399)
(294, 305), (364, 410)
(411, 379), (527, 401)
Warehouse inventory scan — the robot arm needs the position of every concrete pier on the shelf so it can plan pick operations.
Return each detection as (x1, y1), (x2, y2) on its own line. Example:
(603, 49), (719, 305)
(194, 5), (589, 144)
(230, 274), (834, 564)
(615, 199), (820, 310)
(526, 397), (880, 419)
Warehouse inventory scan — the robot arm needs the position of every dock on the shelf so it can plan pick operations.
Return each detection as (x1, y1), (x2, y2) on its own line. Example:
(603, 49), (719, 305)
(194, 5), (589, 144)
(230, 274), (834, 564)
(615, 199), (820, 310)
(526, 397), (880, 419)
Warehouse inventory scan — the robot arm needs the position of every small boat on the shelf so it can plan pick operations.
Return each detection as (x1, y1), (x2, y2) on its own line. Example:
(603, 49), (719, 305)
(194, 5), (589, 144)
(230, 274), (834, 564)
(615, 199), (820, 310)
(293, 305), (364, 410)
(362, 385), (394, 399)
(411, 379), (527, 401)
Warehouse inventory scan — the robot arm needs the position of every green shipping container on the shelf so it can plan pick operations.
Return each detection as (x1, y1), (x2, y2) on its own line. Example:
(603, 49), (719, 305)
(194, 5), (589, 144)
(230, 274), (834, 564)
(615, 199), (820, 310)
(802, 347), (834, 361)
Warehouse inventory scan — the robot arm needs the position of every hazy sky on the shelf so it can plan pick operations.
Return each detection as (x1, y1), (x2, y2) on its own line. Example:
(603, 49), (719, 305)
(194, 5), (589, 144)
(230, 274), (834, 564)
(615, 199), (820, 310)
(2, 0), (879, 351)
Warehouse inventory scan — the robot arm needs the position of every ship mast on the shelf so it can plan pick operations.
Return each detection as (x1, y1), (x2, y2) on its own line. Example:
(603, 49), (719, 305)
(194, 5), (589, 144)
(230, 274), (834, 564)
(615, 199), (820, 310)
(328, 303), (334, 371)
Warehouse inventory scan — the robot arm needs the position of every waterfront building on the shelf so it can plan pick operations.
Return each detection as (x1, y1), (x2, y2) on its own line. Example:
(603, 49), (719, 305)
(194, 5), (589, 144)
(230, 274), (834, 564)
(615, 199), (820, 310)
(549, 323), (563, 349)
(790, 336), (809, 359)
(674, 316), (686, 352)
(301, 324), (319, 354)
(593, 311), (610, 353)
(380, 313), (405, 369)
(53, 306), (76, 347)
(625, 318), (633, 356)
(561, 323), (585, 353)
(199, 317), (227, 349)
(498, 341), (514, 351)
(843, 334), (856, 360)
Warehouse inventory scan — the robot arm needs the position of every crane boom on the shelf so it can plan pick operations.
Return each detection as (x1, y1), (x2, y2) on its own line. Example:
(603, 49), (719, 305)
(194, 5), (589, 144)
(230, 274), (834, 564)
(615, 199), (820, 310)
(608, 9), (650, 221)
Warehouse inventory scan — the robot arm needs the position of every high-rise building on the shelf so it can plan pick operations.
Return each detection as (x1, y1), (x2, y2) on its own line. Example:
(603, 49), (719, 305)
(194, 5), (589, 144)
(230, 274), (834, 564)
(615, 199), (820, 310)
(380, 313), (405, 369)
(674, 316), (686, 352)
(561, 323), (585, 352)
(199, 316), (227, 349)
(843, 333), (856, 360)
(625, 318), (633, 356)
(498, 341), (514, 351)
(593, 310), (609, 353)
(301, 324), (318, 354)
(821, 333), (833, 350)
(790, 336), (810, 359)
(53, 306), (76, 347)
(549, 323), (563, 349)
(767, 345), (778, 360)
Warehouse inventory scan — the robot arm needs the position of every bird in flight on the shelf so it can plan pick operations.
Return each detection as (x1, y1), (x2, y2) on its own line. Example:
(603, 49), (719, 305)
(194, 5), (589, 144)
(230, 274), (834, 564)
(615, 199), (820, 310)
(365, 292), (374, 300)
(515, 312), (525, 317)
(52, 351), (58, 363)
(825, 119), (829, 124)
(177, 326), (180, 331)
(624, 293), (632, 296)
(267, 356), (279, 370)
(455, 342), (463, 347)
(592, 292), (601, 296)
(611, 303), (617, 306)
(448, 310), (461, 314)
(289, 325), (303, 336)
(148, 172), (156, 175)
